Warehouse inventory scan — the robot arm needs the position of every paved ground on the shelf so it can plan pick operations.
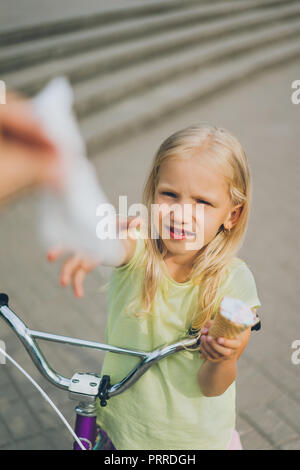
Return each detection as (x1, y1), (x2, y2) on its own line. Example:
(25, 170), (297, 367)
(0, 56), (299, 450)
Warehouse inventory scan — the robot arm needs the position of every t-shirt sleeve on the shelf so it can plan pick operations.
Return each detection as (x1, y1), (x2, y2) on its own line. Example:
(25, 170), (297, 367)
(221, 259), (262, 311)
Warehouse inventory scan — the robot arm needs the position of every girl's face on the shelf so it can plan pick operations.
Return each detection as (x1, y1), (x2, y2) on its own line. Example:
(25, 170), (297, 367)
(153, 155), (240, 260)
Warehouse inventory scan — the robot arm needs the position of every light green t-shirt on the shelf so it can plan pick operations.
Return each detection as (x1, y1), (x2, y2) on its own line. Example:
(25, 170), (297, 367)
(96, 229), (262, 450)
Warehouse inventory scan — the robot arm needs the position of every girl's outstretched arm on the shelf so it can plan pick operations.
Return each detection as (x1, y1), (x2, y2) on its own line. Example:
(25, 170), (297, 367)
(48, 215), (141, 298)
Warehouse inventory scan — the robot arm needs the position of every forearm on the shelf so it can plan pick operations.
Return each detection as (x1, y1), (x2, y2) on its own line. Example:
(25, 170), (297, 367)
(197, 358), (237, 397)
(0, 148), (41, 202)
(0, 138), (58, 204)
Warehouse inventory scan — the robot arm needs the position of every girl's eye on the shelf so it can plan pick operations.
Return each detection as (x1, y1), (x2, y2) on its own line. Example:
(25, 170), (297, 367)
(161, 192), (211, 205)
(197, 200), (210, 205)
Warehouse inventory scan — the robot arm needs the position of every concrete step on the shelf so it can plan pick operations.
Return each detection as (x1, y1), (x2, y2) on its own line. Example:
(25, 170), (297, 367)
(79, 36), (300, 156)
(0, 0), (202, 45)
(73, 17), (300, 119)
(0, 0), (281, 73)
(2, 0), (300, 95)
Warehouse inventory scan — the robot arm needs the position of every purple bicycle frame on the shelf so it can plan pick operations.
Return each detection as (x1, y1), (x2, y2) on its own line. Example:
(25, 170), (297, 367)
(73, 413), (97, 450)
(73, 405), (116, 450)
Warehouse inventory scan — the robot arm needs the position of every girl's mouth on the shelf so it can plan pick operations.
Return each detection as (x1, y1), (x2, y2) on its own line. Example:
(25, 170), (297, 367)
(165, 225), (195, 240)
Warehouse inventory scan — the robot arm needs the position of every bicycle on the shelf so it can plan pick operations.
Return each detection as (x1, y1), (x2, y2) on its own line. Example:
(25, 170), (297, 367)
(0, 292), (201, 450)
(0, 292), (261, 450)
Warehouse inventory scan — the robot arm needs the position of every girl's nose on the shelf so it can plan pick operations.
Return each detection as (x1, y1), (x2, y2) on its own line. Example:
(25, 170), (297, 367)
(171, 201), (196, 225)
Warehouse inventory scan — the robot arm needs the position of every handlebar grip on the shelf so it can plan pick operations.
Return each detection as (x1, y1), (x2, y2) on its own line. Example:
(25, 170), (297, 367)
(251, 320), (261, 331)
(0, 293), (9, 307)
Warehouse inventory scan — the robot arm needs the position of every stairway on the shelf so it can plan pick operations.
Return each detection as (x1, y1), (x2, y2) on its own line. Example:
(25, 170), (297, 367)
(1, 0), (299, 156)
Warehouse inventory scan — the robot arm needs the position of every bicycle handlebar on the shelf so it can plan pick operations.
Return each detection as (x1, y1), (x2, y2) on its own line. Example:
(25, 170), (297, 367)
(0, 294), (70, 390)
(0, 294), (200, 398)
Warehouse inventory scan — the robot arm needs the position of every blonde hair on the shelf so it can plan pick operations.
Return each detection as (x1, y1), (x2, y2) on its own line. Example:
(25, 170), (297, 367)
(128, 123), (252, 342)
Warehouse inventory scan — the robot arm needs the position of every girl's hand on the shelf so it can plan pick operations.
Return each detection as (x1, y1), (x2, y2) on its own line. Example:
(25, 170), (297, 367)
(47, 215), (143, 298)
(199, 320), (246, 363)
(47, 247), (99, 298)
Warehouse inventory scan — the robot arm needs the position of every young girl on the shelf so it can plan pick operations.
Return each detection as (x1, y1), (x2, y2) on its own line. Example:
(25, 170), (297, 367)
(49, 124), (262, 450)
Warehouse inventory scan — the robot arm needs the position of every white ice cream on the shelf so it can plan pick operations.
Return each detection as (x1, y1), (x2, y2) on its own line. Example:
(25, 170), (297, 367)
(220, 297), (254, 326)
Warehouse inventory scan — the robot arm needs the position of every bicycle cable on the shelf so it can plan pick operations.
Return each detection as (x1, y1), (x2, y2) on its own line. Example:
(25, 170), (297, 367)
(0, 347), (86, 450)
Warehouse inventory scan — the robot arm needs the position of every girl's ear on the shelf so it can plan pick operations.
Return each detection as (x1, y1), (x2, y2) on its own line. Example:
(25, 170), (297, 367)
(225, 203), (243, 230)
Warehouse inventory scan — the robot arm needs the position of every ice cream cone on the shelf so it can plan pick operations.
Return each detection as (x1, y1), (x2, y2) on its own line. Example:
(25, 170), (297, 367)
(209, 297), (254, 339)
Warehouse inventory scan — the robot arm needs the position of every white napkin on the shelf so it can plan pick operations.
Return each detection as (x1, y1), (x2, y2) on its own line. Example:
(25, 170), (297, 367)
(32, 77), (125, 266)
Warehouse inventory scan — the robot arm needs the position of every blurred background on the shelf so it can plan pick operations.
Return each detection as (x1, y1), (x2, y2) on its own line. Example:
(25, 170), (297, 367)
(0, 0), (299, 450)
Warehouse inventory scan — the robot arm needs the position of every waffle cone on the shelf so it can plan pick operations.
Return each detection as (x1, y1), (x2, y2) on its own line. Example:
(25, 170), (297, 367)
(209, 310), (247, 339)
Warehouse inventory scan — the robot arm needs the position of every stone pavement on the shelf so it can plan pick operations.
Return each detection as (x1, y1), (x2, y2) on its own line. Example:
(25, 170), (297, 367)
(0, 56), (299, 449)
